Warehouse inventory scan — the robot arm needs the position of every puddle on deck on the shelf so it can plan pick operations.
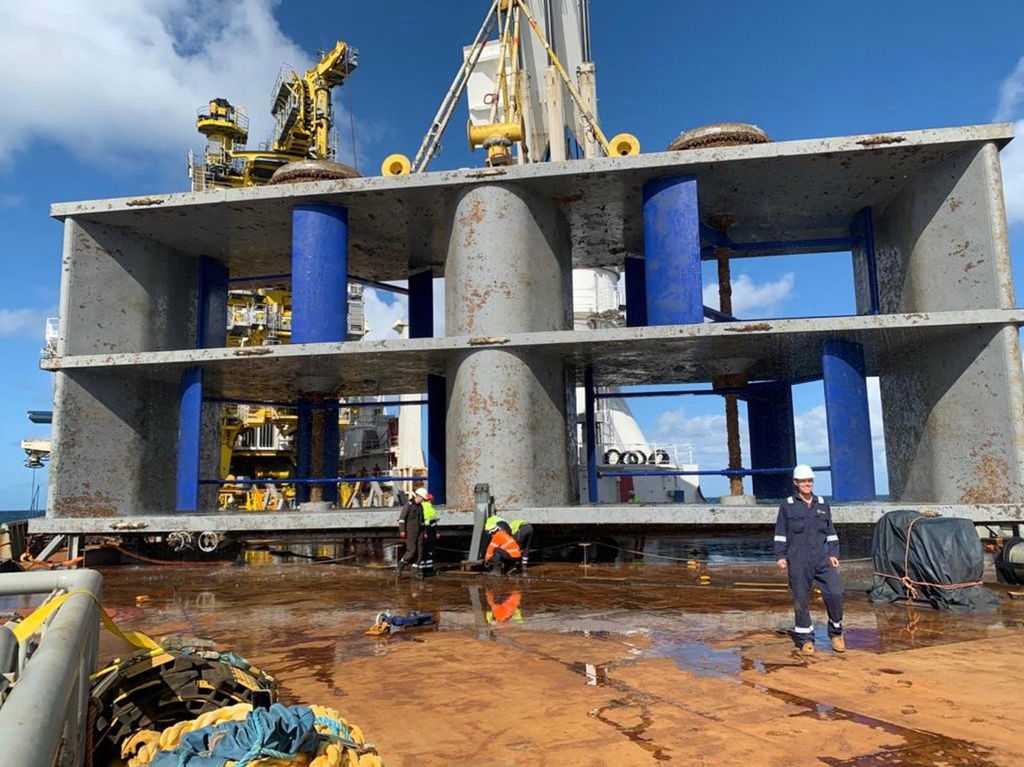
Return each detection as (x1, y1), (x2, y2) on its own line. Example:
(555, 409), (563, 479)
(11, 559), (1022, 766)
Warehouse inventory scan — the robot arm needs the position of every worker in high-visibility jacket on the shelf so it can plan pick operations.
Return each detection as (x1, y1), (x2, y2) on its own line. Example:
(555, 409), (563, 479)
(420, 492), (438, 575)
(484, 514), (512, 534)
(484, 519), (522, 574)
(397, 487), (429, 578)
(773, 464), (845, 655)
(509, 518), (533, 571)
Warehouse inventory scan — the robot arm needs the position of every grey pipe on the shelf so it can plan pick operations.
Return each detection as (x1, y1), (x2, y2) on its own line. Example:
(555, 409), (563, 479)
(0, 570), (102, 766)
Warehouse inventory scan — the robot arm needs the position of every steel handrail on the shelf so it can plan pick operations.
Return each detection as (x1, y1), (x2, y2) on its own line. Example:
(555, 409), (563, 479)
(0, 569), (102, 767)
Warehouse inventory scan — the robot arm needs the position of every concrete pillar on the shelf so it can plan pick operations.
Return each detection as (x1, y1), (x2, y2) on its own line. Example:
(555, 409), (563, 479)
(445, 184), (571, 509)
(291, 204), (347, 504)
(747, 382), (797, 500)
(822, 339), (876, 501)
(642, 175), (703, 326)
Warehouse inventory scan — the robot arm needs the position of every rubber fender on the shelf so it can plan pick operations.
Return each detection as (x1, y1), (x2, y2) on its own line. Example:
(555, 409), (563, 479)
(602, 449), (622, 465)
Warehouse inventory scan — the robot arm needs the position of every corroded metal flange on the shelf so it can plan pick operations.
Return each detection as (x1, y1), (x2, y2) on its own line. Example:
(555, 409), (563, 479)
(268, 159), (361, 184)
(667, 122), (771, 151)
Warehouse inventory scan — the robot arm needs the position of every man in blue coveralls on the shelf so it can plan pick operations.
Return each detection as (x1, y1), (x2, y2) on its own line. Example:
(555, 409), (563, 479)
(774, 464), (845, 655)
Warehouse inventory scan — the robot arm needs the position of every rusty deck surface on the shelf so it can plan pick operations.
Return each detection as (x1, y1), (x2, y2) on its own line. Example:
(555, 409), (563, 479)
(71, 558), (1024, 766)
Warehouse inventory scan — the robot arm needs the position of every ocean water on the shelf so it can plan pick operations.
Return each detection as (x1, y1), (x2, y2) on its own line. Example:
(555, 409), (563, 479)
(0, 509), (43, 526)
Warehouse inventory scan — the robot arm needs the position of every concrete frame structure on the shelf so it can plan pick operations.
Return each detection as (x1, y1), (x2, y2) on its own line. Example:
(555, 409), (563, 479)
(36, 124), (1024, 535)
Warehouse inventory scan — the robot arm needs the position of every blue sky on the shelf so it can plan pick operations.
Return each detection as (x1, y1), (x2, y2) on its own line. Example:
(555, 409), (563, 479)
(2, 0), (1024, 506)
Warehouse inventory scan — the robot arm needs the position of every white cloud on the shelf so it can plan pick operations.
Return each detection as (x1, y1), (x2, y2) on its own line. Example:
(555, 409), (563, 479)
(995, 56), (1024, 122)
(995, 57), (1024, 225)
(0, 0), (363, 172)
(360, 287), (407, 340)
(702, 272), (794, 317)
(0, 194), (22, 208)
(1001, 119), (1024, 225)
(0, 307), (51, 338)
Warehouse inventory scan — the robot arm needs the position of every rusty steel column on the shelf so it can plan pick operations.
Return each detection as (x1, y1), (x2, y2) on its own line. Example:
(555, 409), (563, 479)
(445, 184), (572, 510)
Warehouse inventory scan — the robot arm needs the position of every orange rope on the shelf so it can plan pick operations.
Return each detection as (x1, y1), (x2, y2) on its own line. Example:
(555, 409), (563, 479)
(873, 515), (983, 599)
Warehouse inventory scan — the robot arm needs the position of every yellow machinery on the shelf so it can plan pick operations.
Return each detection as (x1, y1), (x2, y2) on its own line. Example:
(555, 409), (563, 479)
(218, 406), (297, 510)
(384, 0), (638, 175)
(191, 40), (358, 189)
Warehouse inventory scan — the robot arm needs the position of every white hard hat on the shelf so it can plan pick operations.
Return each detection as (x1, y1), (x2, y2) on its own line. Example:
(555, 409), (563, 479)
(792, 464), (815, 480)
(414, 487), (429, 499)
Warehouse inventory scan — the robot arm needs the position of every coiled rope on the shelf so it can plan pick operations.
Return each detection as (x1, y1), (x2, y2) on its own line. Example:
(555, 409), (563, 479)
(121, 703), (383, 767)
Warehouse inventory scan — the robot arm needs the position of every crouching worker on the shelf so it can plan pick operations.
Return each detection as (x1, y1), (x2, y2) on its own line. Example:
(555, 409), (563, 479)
(510, 518), (533, 571)
(484, 519), (522, 575)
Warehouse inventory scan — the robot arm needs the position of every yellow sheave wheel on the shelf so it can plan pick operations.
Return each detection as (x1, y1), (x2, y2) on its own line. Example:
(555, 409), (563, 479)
(380, 153), (411, 176)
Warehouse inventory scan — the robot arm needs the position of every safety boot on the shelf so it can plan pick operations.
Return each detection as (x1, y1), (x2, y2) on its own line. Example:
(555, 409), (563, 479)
(830, 635), (846, 653)
(800, 642), (815, 655)
(396, 560), (407, 578)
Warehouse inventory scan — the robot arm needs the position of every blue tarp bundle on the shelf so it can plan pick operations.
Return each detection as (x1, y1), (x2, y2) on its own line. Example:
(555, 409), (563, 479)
(150, 704), (318, 766)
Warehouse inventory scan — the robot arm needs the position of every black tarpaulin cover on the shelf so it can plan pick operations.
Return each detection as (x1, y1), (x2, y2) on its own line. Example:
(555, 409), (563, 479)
(868, 510), (1000, 610)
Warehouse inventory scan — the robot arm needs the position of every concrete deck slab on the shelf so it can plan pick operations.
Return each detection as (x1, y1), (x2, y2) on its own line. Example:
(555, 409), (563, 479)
(40, 309), (1024, 398)
(27, 500), (1024, 534)
(50, 125), (1014, 279)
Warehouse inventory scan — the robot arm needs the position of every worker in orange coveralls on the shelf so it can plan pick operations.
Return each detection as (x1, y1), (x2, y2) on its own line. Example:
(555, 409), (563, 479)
(484, 519), (522, 575)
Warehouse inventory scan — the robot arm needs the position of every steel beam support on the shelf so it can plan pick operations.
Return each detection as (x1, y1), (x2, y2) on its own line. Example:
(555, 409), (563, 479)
(295, 398), (313, 505)
(175, 367), (203, 511)
(850, 208), (880, 315)
(746, 382), (797, 500)
(624, 256), (647, 327)
(321, 403), (340, 504)
(409, 269), (434, 338)
(290, 204), (349, 344)
(197, 256), (228, 347)
(427, 374), (447, 504)
(642, 175), (703, 326)
(445, 184), (572, 509)
(584, 365), (598, 503)
(822, 339), (875, 501)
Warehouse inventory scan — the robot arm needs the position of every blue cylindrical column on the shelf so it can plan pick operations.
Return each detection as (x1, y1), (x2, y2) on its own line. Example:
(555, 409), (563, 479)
(291, 204), (347, 505)
(584, 365), (599, 503)
(642, 175), (703, 325)
(822, 339), (876, 501)
(176, 257), (228, 512)
(427, 374), (446, 503)
(624, 256), (647, 327)
(291, 204), (348, 343)
(747, 382), (797, 500)
(409, 269), (434, 338)
(175, 367), (203, 511)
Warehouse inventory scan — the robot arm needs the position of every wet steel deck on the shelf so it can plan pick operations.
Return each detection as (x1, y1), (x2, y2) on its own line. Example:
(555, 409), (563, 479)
(70, 558), (1024, 766)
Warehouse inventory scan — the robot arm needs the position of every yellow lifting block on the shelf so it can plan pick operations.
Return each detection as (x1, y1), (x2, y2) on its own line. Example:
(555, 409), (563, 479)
(608, 133), (641, 156)
(381, 153), (411, 176)
(467, 119), (524, 149)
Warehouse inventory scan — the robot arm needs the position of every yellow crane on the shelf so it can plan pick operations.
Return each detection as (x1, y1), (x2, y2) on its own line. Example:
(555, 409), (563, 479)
(190, 40), (358, 189)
